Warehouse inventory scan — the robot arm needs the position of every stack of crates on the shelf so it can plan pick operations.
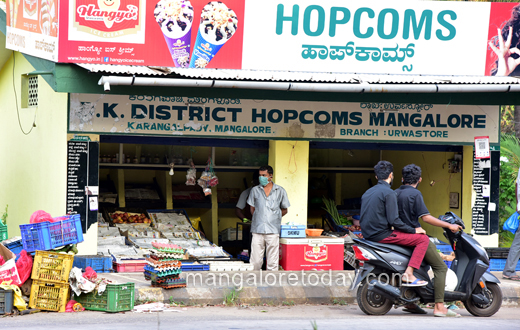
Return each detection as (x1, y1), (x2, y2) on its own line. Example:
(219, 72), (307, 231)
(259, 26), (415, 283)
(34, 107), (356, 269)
(29, 251), (74, 312)
(485, 248), (520, 271)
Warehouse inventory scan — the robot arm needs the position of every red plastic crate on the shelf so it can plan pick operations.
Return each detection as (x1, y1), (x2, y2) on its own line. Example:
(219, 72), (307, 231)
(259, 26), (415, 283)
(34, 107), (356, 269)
(113, 261), (146, 273)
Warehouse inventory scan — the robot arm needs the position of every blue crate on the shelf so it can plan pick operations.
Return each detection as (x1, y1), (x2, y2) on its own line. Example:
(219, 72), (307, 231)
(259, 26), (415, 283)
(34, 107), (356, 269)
(487, 258), (520, 272)
(73, 255), (113, 273)
(444, 260), (452, 269)
(181, 262), (209, 271)
(280, 225), (306, 238)
(436, 242), (453, 254)
(48, 215), (84, 248)
(20, 222), (52, 252)
(20, 215), (84, 252)
(1, 237), (23, 261)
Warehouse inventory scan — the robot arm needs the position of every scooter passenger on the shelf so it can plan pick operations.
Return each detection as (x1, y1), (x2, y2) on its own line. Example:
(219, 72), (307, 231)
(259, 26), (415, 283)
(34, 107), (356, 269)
(360, 161), (430, 287)
(395, 164), (462, 317)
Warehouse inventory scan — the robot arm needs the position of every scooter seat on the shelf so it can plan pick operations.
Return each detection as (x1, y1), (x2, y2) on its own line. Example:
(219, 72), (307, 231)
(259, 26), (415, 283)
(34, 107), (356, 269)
(363, 240), (414, 256)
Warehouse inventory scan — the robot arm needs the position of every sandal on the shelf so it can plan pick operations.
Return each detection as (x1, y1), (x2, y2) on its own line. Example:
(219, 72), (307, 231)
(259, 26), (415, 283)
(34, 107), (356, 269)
(434, 310), (461, 317)
(502, 274), (520, 281)
(402, 278), (428, 287)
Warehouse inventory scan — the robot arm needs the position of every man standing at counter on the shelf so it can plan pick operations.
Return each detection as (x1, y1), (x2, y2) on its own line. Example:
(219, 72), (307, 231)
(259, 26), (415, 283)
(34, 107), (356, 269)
(248, 165), (290, 271)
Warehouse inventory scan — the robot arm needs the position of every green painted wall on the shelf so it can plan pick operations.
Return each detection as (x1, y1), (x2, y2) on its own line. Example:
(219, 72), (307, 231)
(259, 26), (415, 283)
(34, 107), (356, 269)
(0, 52), (68, 237)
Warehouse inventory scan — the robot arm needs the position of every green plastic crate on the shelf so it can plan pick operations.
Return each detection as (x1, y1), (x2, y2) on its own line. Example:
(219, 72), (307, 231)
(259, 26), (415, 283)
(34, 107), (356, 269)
(72, 283), (134, 312)
(0, 223), (7, 242)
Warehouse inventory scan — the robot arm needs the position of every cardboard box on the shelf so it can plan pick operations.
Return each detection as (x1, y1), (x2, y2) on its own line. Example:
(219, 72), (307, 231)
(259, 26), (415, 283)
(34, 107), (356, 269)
(0, 243), (21, 285)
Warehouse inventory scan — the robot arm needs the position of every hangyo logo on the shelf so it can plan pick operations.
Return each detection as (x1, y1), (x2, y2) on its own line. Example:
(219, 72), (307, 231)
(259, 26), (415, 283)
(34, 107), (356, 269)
(304, 245), (328, 263)
(74, 0), (142, 36)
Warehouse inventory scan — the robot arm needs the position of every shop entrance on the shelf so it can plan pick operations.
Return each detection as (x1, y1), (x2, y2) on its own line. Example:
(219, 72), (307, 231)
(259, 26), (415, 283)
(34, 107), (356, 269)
(307, 141), (464, 242)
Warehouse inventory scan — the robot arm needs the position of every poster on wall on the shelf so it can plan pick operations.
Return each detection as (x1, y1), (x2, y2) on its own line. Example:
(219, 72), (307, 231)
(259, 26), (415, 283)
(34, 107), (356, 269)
(5, 1), (520, 76)
(66, 140), (99, 233)
(472, 150), (499, 236)
(68, 93), (500, 144)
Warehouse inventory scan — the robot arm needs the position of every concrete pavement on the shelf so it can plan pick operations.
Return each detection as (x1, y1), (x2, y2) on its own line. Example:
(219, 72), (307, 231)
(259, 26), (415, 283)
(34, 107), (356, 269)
(100, 270), (520, 306)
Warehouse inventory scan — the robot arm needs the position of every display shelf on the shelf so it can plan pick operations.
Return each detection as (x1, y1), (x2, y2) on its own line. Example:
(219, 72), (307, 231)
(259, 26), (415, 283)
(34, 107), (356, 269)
(99, 163), (259, 172)
(172, 201), (212, 209)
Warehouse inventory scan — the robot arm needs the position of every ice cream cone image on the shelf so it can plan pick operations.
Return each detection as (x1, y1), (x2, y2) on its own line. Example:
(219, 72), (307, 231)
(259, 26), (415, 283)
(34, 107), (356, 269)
(97, 0), (121, 29)
(189, 1), (238, 68)
(154, 0), (194, 68)
(8, 0), (14, 27)
(40, 0), (57, 36)
(11, 0), (21, 28)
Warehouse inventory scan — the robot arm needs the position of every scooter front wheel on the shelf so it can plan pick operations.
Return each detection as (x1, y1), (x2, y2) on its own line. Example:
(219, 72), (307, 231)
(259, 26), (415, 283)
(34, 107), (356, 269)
(463, 282), (502, 317)
(356, 278), (393, 315)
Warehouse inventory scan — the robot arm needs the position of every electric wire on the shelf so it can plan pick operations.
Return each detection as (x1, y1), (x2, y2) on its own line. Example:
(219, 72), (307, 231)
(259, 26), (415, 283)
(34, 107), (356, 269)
(13, 51), (37, 135)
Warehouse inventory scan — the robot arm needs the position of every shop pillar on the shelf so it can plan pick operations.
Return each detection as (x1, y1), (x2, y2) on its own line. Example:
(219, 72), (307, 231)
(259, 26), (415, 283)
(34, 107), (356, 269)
(268, 140), (309, 226)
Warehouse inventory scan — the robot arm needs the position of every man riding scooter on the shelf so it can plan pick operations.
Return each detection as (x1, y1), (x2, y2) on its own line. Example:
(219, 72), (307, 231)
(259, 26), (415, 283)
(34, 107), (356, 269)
(360, 160), (430, 286)
(395, 164), (462, 317)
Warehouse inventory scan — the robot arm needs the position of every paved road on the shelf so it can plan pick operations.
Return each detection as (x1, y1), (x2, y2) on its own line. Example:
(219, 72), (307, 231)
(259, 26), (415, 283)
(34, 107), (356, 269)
(1, 305), (519, 330)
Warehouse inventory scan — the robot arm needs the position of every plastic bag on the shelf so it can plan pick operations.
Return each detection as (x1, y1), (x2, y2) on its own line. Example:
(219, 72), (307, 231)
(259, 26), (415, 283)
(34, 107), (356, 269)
(0, 281), (26, 311)
(504, 211), (520, 234)
(30, 210), (54, 224)
(16, 250), (33, 285)
(83, 266), (98, 280)
(185, 159), (197, 186)
(66, 300), (85, 312)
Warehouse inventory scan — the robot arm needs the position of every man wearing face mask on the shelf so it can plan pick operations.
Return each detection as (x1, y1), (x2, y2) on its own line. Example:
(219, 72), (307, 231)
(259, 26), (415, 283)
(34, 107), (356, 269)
(247, 165), (290, 271)
(360, 160), (430, 286)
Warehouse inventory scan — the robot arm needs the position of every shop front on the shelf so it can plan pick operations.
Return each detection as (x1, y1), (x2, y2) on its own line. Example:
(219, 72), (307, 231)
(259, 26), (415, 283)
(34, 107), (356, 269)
(67, 92), (500, 255)
(0, 0), (514, 257)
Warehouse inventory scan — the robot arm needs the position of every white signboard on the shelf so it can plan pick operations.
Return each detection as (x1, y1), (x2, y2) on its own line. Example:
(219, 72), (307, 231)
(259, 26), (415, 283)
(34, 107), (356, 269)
(69, 94), (499, 145)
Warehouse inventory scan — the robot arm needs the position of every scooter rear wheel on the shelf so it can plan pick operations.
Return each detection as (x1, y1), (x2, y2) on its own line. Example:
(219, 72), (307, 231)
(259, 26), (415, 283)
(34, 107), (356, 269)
(356, 278), (393, 315)
(463, 282), (502, 317)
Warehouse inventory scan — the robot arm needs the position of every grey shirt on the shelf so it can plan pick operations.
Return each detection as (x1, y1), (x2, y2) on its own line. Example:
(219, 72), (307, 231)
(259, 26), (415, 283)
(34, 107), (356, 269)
(236, 187), (252, 210)
(247, 183), (290, 234)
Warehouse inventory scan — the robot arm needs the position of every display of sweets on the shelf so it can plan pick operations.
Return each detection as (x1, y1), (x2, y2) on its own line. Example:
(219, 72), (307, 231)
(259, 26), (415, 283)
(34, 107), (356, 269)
(144, 241), (187, 289)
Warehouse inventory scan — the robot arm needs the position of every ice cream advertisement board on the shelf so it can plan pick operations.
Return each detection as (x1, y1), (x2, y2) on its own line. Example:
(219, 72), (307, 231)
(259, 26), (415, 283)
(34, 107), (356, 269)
(68, 93), (499, 145)
(5, 1), (520, 76)
(5, 0), (59, 61)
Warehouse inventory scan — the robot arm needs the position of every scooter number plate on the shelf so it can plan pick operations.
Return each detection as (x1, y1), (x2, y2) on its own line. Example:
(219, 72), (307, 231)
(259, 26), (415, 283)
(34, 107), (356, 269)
(344, 250), (357, 268)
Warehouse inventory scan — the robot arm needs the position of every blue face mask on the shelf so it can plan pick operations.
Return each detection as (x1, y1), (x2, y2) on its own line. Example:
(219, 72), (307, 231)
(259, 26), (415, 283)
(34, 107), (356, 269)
(259, 176), (269, 186)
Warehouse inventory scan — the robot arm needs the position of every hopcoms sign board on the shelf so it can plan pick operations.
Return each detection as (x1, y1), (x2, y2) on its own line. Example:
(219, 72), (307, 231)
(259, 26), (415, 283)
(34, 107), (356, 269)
(69, 93), (499, 144)
(4, 0), (520, 75)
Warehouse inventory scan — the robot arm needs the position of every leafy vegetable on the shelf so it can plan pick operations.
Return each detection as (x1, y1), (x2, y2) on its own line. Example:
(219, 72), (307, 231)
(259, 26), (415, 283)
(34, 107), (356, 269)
(1, 205), (7, 225)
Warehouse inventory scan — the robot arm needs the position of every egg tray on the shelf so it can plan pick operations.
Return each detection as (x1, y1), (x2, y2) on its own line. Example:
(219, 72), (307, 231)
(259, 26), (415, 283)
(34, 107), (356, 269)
(145, 258), (181, 269)
(148, 250), (185, 259)
(145, 263), (181, 272)
(151, 283), (187, 289)
(151, 246), (185, 254)
(150, 273), (183, 283)
(144, 271), (181, 282)
(143, 265), (182, 276)
(148, 255), (183, 262)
